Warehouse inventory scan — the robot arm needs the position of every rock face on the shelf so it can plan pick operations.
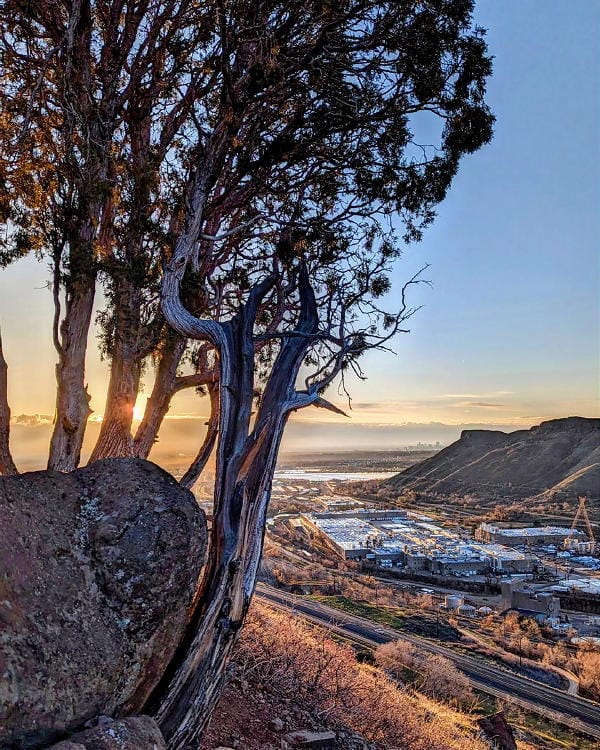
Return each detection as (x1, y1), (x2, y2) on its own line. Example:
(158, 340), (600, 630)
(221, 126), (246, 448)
(382, 417), (600, 500)
(476, 712), (517, 750)
(0, 459), (207, 750)
(48, 716), (166, 750)
(285, 731), (337, 749)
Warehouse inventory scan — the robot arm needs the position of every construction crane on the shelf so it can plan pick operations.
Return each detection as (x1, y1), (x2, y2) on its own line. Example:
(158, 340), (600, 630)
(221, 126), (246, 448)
(563, 495), (596, 553)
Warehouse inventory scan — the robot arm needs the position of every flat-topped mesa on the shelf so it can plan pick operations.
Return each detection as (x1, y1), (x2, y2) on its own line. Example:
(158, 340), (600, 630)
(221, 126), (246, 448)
(0, 458), (207, 750)
(459, 428), (512, 444)
(534, 416), (600, 434)
(384, 417), (600, 500)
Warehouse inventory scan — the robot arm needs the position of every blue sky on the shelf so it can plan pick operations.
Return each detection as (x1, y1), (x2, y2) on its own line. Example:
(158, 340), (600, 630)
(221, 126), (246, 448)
(0, 0), (598, 458)
(303, 0), (600, 438)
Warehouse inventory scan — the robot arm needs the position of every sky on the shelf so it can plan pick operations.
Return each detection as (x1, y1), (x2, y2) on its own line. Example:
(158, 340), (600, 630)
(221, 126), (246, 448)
(0, 0), (598, 465)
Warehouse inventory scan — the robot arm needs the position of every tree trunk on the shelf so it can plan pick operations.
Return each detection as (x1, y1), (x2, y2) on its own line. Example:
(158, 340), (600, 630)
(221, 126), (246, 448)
(89, 284), (145, 462)
(146, 269), (318, 749)
(48, 275), (95, 472)
(179, 382), (219, 490)
(46, 0), (114, 471)
(133, 333), (187, 459)
(0, 325), (18, 475)
(148, 417), (285, 749)
(146, 312), (281, 749)
(88, 352), (141, 461)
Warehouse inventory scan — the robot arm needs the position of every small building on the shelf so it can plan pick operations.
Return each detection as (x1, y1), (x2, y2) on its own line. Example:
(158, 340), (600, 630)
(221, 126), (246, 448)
(431, 555), (485, 576)
(323, 497), (363, 511)
(479, 543), (535, 574)
(372, 547), (404, 567)
(502, 582), (561, 622)
(405, 551), (431, 572)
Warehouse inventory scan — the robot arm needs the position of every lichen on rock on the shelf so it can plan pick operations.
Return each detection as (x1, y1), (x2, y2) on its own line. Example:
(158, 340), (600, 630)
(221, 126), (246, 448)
(47, 716), (166, 750)
(0, 459), (207, 750)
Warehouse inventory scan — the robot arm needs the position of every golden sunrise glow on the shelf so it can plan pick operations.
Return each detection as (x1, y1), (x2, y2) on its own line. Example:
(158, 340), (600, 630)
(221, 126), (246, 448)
(132, 399), (146, 422)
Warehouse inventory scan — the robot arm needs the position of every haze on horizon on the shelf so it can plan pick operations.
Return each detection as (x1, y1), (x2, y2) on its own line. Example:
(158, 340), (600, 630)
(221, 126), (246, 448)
(1, 0), (598, 469)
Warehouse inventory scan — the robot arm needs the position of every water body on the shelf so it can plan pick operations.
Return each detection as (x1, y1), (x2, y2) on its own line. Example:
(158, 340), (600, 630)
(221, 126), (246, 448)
(274, 470), (395, 483)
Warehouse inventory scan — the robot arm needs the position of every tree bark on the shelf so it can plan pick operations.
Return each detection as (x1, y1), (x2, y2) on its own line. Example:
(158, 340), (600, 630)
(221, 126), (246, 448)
(89, 283), (145, 462)
(48, 274), (95, 472)
(145, 315), (268, 748)
(148, 409), (286, 749)
(145, 268), (318, 749)
(88, 351), (141, 461)
(0, 325), (18, 475)
(133, 333), (187, 459)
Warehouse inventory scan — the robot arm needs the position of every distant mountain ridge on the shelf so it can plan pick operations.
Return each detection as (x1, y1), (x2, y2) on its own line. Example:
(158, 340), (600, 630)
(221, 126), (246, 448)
(383, 417), (600, 501)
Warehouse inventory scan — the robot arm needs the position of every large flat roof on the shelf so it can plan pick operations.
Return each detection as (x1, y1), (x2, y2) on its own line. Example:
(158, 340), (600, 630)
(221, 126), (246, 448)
(305, 510), (536, 562)
(482, 525), (577, 537)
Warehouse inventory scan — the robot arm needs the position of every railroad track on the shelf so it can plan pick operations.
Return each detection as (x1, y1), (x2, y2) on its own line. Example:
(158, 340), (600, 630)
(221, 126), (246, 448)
(256, 584), (600, 740)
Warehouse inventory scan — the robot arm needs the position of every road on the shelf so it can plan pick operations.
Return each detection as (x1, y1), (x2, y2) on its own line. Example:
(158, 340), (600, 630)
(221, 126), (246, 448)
(370, 574), (498, 601)
(256, 584), (600, 740)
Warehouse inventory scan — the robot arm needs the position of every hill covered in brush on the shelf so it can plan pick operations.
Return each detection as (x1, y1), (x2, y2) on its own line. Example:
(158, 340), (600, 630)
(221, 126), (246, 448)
(381, 417), (599, 504)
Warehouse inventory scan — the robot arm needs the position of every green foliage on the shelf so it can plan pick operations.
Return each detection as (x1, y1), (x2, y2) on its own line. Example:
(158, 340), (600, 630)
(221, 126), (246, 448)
(0, 0), (494, 380)
(311, 594), (460, 640)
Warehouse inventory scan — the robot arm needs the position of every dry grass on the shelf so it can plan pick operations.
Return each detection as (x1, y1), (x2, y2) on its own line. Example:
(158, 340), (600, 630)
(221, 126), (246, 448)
(236, 603), (489, 750)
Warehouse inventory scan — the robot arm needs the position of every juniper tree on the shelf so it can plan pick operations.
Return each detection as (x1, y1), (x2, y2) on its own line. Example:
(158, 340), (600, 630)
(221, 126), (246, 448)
(0, 1), (494, 746)
(144, 2), (494, 745)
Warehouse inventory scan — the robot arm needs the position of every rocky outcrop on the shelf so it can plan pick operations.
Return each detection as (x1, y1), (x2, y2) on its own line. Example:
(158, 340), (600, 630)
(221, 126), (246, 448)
(382, 417), (600, 500)
(476, 711), (517, 750)
(0, 459), (207, 750)
(284, 730), (337, 748)
(47, 716), (166, 750)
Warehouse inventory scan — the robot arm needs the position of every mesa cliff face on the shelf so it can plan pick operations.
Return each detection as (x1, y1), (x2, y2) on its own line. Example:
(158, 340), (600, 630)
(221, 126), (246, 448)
(383, 417), (600, 500)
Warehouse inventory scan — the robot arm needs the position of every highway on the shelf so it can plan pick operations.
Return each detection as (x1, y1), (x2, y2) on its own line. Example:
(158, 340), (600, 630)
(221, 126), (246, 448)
(256, 584), (600, 740)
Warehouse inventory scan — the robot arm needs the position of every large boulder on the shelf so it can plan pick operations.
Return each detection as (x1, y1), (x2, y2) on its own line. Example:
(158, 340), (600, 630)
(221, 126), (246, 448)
(47, 716), (166, 750)
(0, 459), (207, 750)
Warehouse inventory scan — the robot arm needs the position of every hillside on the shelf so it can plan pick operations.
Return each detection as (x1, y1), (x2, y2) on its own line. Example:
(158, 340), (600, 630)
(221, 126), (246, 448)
(202, 603), (494, 750)
(202, 602), (574, 750)
(381, 417), (600, 503)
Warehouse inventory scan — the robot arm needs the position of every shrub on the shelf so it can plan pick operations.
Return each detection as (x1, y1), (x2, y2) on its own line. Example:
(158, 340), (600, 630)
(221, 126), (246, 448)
(236, 605), (487, 750)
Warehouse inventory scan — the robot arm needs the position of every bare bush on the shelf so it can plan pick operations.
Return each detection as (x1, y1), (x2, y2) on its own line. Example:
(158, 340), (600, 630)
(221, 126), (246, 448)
(236, 605), (487, 750)
(418, 654), (475, 708)
(375, 639), (419, 678)
(376, 640), (474, 708)
(578, 648), (600, 701)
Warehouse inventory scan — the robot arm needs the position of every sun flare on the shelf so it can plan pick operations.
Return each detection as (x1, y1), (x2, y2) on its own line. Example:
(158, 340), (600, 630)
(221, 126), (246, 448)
(132, 402), (146, 422)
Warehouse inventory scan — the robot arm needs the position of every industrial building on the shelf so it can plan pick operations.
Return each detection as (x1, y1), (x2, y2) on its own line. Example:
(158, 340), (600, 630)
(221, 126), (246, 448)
(302, 509), (536, 576)
(475, 523), (583, 546)
(501, 581), (561, 622)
